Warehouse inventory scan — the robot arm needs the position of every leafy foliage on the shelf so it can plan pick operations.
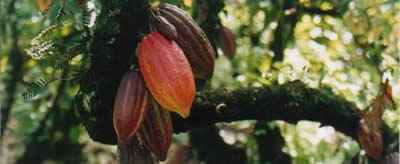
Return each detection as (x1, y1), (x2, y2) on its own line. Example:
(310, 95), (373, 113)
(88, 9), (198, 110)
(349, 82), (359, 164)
(22, 76), (58, 99)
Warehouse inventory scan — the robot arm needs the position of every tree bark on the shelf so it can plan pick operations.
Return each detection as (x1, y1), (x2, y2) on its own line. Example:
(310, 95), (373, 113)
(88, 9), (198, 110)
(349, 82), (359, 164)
(171, 81), (397, 154)
(172, 81), (361, 138)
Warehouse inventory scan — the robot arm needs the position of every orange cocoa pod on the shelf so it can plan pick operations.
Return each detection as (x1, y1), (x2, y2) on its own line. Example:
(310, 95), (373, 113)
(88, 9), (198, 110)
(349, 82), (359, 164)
(138, 98), (173, 161)
(138, 32), (195, 118)
(36, 0), (52, 11)
(218, 26), (237, 59)
(113, 70), (150, 144)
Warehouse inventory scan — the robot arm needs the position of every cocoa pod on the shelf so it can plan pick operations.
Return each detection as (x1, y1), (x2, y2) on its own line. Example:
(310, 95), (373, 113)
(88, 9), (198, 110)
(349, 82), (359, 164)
(138, 32), (195, 118)
(113, 70), (150, 144)
(138, 97), (173, 161)
(158, 3), (215, 80)
(218, 26), (236, 59)
(358, 119), (383, 160)
(152, 13), (178, 41)
(36, 0), (52, 11)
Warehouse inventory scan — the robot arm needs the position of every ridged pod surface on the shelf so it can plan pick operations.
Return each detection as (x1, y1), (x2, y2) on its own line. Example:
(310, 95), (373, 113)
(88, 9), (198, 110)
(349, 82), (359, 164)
(158, 3), (215, 79)
(138, 32), (195, 118)
(218, 26), (236, 59)
(113, 70), (149, 144)
(138, 98), (173, 161)
(153, 13), (178, 41)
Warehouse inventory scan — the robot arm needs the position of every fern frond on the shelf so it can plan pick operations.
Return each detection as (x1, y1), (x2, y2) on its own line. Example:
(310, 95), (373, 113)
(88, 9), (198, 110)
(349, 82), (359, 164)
(69, 65), (87, 85)
(55, 1), (65, 23)
(53, 43), (87, 67)
(25, 40), (55, 59)
(22, 76), (58, 100)
(31, 24), (59, 46)
(82, 7), (92, 28)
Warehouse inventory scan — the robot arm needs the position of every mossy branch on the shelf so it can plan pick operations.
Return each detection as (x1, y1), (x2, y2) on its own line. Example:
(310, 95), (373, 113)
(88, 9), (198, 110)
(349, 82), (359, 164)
(172, 81), (361, 137)
(80, 79), (397, 152)
(169, 81), (397, 154)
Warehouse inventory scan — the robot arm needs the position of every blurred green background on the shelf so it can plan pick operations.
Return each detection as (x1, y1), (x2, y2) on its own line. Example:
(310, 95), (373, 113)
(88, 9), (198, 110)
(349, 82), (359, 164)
(0, 0), (399, 163)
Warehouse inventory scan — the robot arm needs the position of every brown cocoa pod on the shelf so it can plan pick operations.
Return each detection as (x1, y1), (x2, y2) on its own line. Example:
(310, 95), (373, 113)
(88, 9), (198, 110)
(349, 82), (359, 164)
(152, 13), (178, 41)
(138, 32), (195, 118)
(113, 70), (150, 144)
(138, 97), (173, 161)
(158, 3), (215, 80)
(218, 26), (236, 59)
(358, 119), (383, 160)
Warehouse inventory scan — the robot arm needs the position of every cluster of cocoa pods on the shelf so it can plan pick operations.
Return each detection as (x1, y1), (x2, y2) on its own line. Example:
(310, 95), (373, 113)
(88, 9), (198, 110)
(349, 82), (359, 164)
(151, 3), (216, 80)
(113, 3), (219, 162)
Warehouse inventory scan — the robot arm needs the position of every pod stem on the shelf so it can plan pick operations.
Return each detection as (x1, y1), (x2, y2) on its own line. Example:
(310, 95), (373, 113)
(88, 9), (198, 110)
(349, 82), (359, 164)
(147, 7), (158, 33)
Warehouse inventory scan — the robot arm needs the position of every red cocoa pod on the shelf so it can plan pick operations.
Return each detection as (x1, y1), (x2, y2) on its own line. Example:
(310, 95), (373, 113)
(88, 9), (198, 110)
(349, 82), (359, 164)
(357, 119), (383, 160)
(153, 13), (178, 41)
(218, 26), (236, 59)
(138, 98), (173, 161)
(113, 70), (150, 144)
(138, 32), (195, 118)
(159, 3), (215, 79)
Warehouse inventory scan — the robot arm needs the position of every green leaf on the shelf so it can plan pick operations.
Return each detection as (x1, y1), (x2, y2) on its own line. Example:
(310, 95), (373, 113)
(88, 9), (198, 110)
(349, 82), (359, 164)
(22, 76), (58, 100)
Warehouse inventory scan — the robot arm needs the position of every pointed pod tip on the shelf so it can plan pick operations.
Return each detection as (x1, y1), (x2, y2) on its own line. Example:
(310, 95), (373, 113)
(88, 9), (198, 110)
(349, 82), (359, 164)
(175, 108), (190, 118)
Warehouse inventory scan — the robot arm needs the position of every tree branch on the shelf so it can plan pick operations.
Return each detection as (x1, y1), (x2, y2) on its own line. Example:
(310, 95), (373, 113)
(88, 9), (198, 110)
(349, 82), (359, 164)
(172, 81), (361, 139)
(302, 7), (340, 16)
(170, 81), (399, 154)
(171, 80), (400, 157)
(80, 78), (398, 157)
